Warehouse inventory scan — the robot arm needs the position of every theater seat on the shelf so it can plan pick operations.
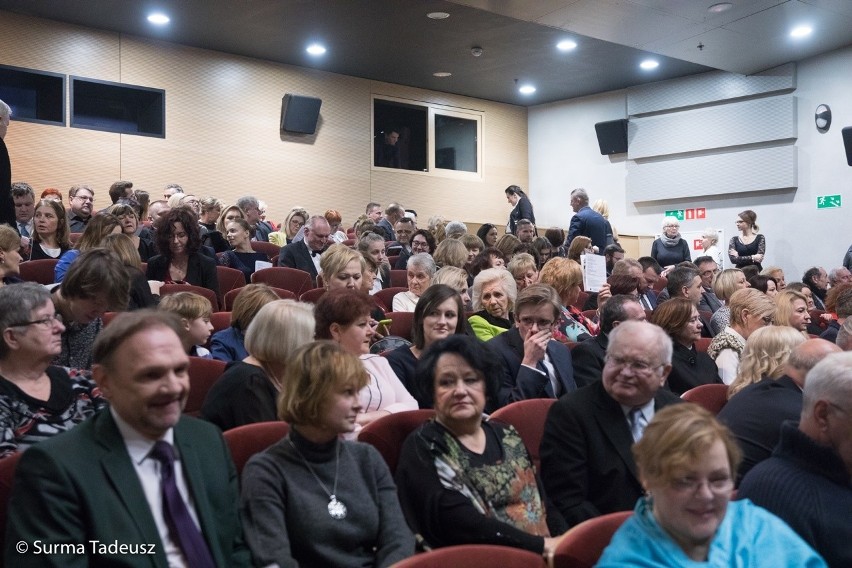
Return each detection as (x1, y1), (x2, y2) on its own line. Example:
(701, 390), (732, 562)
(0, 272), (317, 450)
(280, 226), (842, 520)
(392, 544), (546, 568)
(489, 398), (556, 471)
(223, 421), (289, 476)
(357, 409), (435, 474)
(550, 510), (632, 568)
(184, 357), (226, 417)
(681, 383), (728, 415)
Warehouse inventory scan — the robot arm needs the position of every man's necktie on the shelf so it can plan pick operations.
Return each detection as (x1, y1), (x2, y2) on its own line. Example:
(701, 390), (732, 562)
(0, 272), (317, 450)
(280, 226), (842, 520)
(629, 407), (648, 443)
(18, 223), (29, 238)
(149, 441), (216, 568)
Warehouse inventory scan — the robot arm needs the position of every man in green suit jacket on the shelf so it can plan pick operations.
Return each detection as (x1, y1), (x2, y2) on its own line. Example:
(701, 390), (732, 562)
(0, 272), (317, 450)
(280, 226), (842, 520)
(5, 311), (251, 567)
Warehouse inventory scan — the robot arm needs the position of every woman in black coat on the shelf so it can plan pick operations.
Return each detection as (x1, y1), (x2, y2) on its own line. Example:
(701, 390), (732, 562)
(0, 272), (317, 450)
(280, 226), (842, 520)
(505, 185), (535, 235)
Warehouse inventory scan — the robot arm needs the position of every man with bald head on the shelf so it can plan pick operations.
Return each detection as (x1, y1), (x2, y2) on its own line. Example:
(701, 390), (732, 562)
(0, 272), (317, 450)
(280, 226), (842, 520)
(718, 338), (842, 483)
(739, 352), (852, 567)
(277, 215), (331, 286)
(541, 320), (681, 527)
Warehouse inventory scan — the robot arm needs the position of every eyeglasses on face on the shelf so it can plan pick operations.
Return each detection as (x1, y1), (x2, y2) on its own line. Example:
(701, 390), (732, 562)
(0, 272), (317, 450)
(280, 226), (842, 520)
(669, 475), (733, 494)
(8, 313), (64, 328)
(605, 354), (662, 374)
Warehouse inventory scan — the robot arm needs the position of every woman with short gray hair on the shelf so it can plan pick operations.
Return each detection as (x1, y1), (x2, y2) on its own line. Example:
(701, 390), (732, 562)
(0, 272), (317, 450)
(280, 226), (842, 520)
(651, 216), (691, 269)
(699, 227), (724, 268)
(392, 253), (436, 312)
(0, 282), (107, 457)
(468, 267), (517, 341)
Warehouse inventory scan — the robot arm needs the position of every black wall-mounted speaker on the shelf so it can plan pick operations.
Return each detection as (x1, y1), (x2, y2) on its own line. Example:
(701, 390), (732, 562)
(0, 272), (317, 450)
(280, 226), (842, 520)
(594, 119), (628, 155)
(280, 94), (322, 134)
(842, 126), (852, 166)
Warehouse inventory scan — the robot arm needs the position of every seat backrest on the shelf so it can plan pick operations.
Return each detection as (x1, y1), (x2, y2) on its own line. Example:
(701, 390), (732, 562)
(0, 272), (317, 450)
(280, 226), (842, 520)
(222, 284), (297, 310)
(251, 267), (313, 296)
(385, 311), (415, 341)
(572, 290), (589, 310)
(184, 356), (226, 417)
(160, 283), (220, 312)
(489, 398), (556, 471)
(551, 510), (632, 568)
(372, 286), (408, 312)
(681, 383), (729, 415)
(215, 265), (247, 297)
(694, 337), (712, 353)
(357, 409), (435, 474)
(210, 311), (232, 334)
(18, 259), (59, 285)
(392, 544), (546, 568)
(389, 269), (408, 287)
(299, 287), (327, 303)
(0, 452), (23, 555)
(249, 240), (281, 261)
(222, 421), (289, 476)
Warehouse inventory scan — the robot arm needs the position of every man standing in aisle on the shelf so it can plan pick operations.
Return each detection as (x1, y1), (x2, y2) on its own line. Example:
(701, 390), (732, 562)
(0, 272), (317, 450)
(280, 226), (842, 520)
(0, 99), (14, 228)
(566, 188), (609, 253)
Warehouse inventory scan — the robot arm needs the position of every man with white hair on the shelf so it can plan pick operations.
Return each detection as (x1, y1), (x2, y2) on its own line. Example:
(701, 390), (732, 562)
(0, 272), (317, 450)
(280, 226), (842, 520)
(829, 266), (851, 288)
(541, 320), (681, 527)
(0, 99), (13, 227)
(837, 319), (852, 351)
(566, 187), (609, 254)
(235, 196), (270, 242)
(738, 351), (852, 567)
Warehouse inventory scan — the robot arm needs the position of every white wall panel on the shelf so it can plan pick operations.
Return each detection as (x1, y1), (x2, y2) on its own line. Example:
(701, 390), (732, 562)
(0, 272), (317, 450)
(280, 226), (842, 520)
(628, 95), (797, 159)
(627, 63), (795, 116)
(626, 146), (797, 202)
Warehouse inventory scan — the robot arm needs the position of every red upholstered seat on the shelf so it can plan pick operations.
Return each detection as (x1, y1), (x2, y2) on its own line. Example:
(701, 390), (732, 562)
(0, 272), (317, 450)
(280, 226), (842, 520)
(0, 452), (23, 553)
(681, 383), (729, 415)
(392, 544), (547, 567)
(222, 421), (289, 476)
(249, 241), (281, 261)
(160, 283), (220, 312)
(299, 287), (327, 303)
(18, 259), (59, 285)
(184, 356), (226, 417)
(551, 510), (632, 568)
(251, 267), (313, 296)
(390, 269), (408, 287)
(215, 265), (247, 299)
(384, 311), (414, 341)
(489, 398), (557, 471)
(372, 287), (408, 312)
(357, 409), (435, 474)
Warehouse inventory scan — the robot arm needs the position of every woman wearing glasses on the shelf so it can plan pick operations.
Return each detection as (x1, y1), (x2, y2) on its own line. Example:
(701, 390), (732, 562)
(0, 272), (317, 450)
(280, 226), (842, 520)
(0, 282), (107, 457)
(597, 404), (824, 566)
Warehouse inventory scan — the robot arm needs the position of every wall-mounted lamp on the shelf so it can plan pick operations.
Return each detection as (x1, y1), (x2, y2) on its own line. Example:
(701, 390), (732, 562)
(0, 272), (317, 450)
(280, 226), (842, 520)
(815, 104), (831, 132)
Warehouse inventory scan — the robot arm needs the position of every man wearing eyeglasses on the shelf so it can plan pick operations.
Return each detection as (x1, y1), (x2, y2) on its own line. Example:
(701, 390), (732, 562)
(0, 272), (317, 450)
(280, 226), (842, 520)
(738, 351), (852, 567)
(487, 284), (576, 408)
(695, 256), (723, 314)
(67, 184), (95, 232)
(540, 320), (681, 528)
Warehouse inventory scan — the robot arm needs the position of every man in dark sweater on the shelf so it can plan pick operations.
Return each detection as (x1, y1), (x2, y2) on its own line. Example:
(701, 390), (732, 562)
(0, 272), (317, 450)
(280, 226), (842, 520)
(738, 351), (852, 568)
(718, 338), (841, 482)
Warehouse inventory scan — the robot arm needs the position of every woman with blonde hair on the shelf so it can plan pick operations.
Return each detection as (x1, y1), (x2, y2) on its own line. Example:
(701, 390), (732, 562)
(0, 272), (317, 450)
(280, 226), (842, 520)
(432, 266), (471, 305)
(727, 326), (805, 398)
(433, 238), (468, 269)
(761, 266), (786, 290)
(210, 283), (279, 362)
(495, 233), (521, 261)
(29, 198), (72, 261)
(708, 288), (776, 385)
(698, 227), (723, 267)
(101, 233), (158, 309)
(566, 235), (594, 262)
(269, 207), (309, 247)
(598, 404), (823, 566)
(709, 268), (749, 335)
(202, 300), (315, 431)
(508, 252), (539, 292)
(320, 243), (365, 292)
(54, 214), (122, 282)
(0, 225), (23, 286)
(539, 257), (598, 341)
(240, 341), (414, 567)
(773, 289), (812, 336)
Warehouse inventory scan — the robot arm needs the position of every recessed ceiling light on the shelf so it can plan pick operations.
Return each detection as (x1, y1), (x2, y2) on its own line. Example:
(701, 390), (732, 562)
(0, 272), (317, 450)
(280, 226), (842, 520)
(433, 72), (452, 77)
(640, 59), (659, 70)
(306, 44), (327, 56)
(790, 25), (812, 38)
(557, 40), (578, 51)
(707, 3), (733, 14)
(147, 13), (170, 25)
(427, 12), (450, 20)
(519, 85), (536, 95)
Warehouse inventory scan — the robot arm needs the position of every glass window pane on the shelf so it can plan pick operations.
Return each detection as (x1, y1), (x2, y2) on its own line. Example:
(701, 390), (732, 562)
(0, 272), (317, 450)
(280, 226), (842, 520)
(373, 99), (428, 171)
(434, 114), (477, 172)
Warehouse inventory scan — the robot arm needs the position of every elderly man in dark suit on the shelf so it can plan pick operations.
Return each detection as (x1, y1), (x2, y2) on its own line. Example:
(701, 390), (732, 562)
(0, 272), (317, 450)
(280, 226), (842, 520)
(565, 187), (610, 253)
(277, 215), (331, 285)
(695, 255), (724, 314)
(571, 295), (646, 387)
(487, 284), (577, 407)
(540, 320), (681, 528)
(6, 310), (250, 567)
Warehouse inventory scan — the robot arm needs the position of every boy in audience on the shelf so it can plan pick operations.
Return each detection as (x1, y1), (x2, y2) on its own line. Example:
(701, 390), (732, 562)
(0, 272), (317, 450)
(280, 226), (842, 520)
(158, 291), (214, 358)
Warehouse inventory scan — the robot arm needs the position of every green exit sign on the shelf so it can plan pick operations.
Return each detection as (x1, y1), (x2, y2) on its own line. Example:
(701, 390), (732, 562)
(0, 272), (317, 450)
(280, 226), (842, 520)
(817, 195), (842, 209)
(665, 209), (684, 221)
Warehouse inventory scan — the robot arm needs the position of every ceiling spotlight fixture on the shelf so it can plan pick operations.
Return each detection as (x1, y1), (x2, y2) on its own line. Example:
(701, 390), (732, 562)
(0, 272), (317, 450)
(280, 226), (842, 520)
(790, 25), (812, 38)
(306, 44), (326, 56)
(707, 3), (733, 13)
(427, 12), (450, 20)
(640, 59), (659, 70)
(433, 72), (452, 77)
(519, 85), (536, 95)
(557, 40), (577, 51)
(147, 13), (170, 25)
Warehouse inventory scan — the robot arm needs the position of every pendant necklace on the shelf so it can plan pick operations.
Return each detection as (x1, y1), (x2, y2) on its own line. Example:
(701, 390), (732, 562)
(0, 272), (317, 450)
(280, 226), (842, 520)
(288, 439), (347, 520)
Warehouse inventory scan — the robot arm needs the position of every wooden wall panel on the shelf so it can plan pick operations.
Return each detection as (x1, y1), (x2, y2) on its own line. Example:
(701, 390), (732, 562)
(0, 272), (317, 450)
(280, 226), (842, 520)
(0, 10), (527, 229)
